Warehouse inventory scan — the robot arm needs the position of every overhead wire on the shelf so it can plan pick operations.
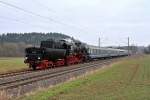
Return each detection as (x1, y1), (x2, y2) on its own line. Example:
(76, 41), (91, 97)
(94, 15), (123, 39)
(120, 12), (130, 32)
(31, 0), (90, 32)
(31, 0), (56, 13)
(0, 1), (60, 23)
(0, 15), (55, 30)
(0, 1), (88, 33)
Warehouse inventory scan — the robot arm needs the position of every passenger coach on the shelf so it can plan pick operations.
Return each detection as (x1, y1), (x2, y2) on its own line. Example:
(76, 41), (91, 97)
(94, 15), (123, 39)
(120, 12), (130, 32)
(87, 45), (128, 59)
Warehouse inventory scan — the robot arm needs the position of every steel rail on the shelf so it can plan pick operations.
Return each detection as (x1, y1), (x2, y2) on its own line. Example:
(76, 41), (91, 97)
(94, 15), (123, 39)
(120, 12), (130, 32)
(0, 59), (114, 90)
(0, 59), (108, 84)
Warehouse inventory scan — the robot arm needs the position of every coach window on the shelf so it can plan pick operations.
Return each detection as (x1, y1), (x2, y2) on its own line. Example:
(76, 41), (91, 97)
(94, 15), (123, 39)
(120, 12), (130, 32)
(96, 49), (97, 54)
(97, 49), (99, 54)
(99, 49), (101, 54)
(91, 49), (93, 54)
(89, 49), (91, 54)
(92, 49), (94, 54)
(94, 49), (96, 54)
(93, 49), (94, 54)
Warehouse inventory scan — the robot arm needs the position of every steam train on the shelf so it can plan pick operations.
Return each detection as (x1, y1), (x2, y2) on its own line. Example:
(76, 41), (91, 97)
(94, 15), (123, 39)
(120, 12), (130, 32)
(24, 38), (128, 70)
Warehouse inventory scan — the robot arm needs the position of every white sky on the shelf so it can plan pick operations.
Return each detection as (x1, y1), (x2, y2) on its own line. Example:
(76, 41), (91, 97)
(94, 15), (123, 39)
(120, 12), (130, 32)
(0, 0), (149, 46)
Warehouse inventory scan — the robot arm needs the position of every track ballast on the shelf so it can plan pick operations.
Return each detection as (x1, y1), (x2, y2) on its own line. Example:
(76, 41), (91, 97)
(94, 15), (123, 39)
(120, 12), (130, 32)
(0, 57), (124, 96)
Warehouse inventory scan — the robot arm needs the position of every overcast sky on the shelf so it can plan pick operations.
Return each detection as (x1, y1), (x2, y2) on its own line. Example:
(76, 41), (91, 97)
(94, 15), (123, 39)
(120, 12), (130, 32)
(0, 0), (149, 46)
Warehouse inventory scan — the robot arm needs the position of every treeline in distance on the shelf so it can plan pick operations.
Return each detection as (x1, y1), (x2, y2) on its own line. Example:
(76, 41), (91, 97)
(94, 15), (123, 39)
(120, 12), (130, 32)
(0, 32), (70, 57)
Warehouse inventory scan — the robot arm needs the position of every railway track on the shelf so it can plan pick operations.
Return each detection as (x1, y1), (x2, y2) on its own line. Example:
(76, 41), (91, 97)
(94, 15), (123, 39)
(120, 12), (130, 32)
(0, 61), (95, 79)
(0, 60), (101, 79)
(0, 69), (32, 79)
(0, 59), (115, 91)
(0, 59), (108, 79)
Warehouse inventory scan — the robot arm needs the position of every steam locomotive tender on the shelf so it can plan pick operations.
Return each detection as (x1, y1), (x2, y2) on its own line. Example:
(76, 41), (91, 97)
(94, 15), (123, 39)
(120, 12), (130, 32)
(24, 39), (88, 70)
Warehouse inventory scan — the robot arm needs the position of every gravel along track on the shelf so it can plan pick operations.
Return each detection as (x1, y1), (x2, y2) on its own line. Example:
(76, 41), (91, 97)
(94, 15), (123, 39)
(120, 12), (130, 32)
(0, 58), (123, 96)
(0, 60), (105, 86)
(0, 64), (84, 79)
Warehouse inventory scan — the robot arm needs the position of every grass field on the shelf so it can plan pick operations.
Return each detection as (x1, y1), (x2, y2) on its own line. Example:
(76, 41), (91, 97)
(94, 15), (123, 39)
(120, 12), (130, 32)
(19, 55), (150, 100)
(0, 57), (27, 73)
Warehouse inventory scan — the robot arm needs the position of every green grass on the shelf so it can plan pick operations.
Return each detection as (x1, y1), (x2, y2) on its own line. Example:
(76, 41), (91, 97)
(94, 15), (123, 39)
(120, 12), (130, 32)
(20, 55), (150, 100)
(0, 57), (27, 73)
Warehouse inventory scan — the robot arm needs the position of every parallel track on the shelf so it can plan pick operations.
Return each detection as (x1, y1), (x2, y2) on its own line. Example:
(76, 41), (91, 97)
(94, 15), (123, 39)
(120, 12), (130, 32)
(0, 59), (106, 79)
(0, 69), (32, 78)
(0, 60), (98, 79)
(0, 59), (115, 90)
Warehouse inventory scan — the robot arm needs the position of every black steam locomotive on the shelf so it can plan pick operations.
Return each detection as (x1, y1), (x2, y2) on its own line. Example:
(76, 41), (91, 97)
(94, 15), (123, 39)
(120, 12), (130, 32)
(24, 38), (88, 70)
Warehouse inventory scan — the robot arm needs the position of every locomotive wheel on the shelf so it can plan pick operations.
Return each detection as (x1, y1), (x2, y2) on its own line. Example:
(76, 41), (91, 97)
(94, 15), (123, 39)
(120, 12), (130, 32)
(32, 65), (37, 70)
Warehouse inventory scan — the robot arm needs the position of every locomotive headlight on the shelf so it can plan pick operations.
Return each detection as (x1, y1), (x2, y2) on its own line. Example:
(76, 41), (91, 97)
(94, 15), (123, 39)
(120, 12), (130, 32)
(25, 57), (28, 60)
(38, 57), (41, 60)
